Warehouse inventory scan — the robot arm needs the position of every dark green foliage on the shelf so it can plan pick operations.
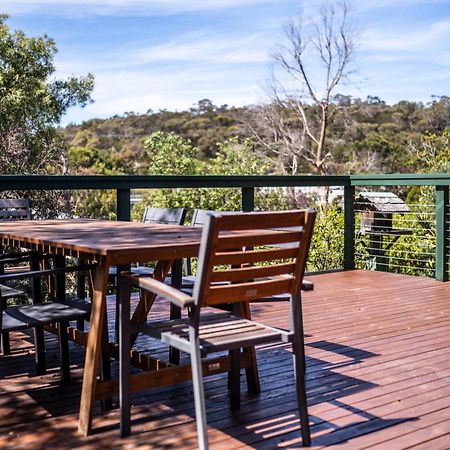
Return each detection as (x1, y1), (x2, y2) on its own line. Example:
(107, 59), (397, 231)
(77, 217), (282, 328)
(0, 14), (94, 218)
(307, 205), (344, 272)
(0, 14), (93, 175)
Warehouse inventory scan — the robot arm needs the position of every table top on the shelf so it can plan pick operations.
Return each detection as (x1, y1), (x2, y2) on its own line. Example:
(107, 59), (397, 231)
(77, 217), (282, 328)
(0, 219), (203, 263)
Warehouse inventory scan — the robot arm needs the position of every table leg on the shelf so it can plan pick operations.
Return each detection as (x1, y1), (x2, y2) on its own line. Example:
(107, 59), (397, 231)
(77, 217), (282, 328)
(78, 262), (109, 436)
(130, 259), (173, 346)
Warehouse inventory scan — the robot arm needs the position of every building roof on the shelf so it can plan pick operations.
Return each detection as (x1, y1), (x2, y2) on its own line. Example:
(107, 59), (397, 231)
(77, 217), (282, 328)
(355, 191), (410, 213)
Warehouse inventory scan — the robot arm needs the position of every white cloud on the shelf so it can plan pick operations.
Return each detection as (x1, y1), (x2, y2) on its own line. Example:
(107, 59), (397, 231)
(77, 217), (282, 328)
(357, 0), (449, 11)
(133, 33), (271, 65)
(3, 0), (278, 17)
(362, 19), (450, 54)
(60, 61), (262, 124)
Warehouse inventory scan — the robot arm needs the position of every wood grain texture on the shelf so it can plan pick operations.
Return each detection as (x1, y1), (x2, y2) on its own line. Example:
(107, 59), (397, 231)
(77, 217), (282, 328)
(0, 219), (202, 262)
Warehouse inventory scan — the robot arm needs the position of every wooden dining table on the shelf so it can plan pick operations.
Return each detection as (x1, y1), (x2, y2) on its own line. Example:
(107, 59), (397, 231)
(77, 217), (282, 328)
(0, 219), (262, 436)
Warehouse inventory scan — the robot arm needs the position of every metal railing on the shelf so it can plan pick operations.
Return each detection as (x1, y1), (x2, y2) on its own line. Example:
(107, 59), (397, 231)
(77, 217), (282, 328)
(1, 174), (449, 281)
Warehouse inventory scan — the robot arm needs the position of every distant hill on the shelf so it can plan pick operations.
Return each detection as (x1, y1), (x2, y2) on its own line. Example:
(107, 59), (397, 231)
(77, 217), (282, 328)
(63, 96), (450, 175)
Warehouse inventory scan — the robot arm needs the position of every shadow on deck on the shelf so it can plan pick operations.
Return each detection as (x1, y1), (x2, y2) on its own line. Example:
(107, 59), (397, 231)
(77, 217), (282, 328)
(1, 270), (450, 449)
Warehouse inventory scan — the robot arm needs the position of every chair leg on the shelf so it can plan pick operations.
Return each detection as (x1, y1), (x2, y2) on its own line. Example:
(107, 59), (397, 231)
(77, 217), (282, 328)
(1, 331), (10, 355)
(31, 252), (46, 375)
(239, 302), (260, 394)
(34, 327), (46, 375)
(58, 321), (71, 384)
(190, 341), (209, 450)
(76, 266), (86, 331)
(119, 276), (131, 437)
(293, 339), (311, 447)
(169, 259), (182, 365)
(230, 348), (241, 410)
(291, 294), (311, 447)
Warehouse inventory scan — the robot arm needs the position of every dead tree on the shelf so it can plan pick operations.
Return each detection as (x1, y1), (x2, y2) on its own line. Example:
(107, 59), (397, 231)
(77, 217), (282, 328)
(260, 1), (357, 175)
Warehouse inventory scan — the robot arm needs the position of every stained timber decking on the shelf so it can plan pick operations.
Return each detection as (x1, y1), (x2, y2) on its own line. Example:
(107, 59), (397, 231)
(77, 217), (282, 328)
(1, 270), (450, 449)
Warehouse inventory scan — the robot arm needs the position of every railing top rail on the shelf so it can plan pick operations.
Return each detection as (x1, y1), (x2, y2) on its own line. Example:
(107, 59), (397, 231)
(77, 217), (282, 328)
(350, 173), (450, 186)
(0, 174), (350, 190)
(1, 173), (450, 190)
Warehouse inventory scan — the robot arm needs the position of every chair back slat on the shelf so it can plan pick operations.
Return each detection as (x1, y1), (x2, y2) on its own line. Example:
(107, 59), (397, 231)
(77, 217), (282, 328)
(185, 209), (225, 275)
(213, 210), (306, 231)
(213, 246), (299, 266)
(215, 229), (303, 251)
(0, 199), (31, 220)
(142, 207), (187, 225)
(207, 276), (294, 305)
(192, 209), (316, 308)
(210, 262), (296, 283)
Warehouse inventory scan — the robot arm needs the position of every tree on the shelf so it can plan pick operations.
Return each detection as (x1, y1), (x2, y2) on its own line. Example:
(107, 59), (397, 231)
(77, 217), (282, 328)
(256, 1), (357, 175)
(0, 14), (94, 217)
(135, 133), (274, 218)
(0, 14), (94, 176)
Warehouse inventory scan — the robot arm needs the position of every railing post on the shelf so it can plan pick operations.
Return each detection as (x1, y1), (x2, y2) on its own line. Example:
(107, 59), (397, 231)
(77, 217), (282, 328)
(435, 185), (448, 281)
(242, 187), (255, 212)
(117, 188), (131, 221)
(344, 185), (355, 270)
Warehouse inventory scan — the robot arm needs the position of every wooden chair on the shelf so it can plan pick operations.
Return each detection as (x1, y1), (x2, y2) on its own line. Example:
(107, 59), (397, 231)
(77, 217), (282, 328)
(0, 198), (34, 354)
(182, 209), (314, 294)
(0, 198), (31, 221)
(142, 206), (187, 226)
(109, 206), (187, 278)
(0, 264), (94, 383)
(182, 209), (216, 287)
(120, 209), (316, 448)
(109, 207), (187, 343)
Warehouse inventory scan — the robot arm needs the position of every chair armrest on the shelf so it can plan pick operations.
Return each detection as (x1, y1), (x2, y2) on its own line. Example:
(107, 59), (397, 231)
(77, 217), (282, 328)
(120, 272), (194, 308)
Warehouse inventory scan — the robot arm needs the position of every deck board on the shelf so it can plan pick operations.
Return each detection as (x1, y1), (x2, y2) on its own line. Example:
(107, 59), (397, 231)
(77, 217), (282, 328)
(1, 270), (450, 449)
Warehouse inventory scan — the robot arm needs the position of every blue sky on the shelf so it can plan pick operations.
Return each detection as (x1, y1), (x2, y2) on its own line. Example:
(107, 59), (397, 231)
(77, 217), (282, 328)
(3, 0), (450, 125)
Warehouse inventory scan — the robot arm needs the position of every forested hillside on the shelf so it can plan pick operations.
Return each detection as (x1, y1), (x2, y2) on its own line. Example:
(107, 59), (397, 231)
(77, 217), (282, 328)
(64, 95), (450, 177)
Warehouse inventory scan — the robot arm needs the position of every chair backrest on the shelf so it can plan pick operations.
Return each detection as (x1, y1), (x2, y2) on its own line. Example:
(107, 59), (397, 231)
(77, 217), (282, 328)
(184, 209), (221, 275)
(192, 209), (316, 308)
(191, 209), (217, 227)
(0, 199), (31, 221)
(142, 207), (187, 225)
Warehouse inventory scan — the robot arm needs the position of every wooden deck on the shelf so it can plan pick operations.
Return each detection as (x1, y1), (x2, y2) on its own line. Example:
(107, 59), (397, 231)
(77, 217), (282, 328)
(1, 270), (450, 449)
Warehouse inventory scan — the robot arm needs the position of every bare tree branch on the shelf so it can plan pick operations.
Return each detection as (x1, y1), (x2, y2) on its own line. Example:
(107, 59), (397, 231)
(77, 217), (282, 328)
(258, 1), (357, 176)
